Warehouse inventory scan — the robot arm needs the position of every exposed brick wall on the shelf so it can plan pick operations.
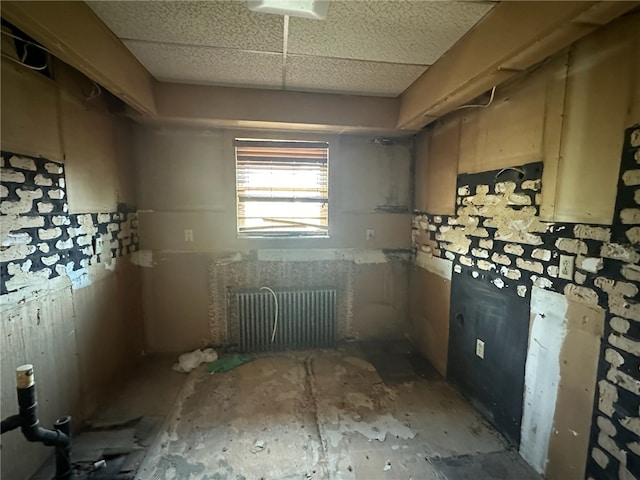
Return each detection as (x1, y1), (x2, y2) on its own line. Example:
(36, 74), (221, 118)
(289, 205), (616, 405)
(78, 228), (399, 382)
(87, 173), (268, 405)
(1, 152), (138, 295)
(412, 125), (640, 480)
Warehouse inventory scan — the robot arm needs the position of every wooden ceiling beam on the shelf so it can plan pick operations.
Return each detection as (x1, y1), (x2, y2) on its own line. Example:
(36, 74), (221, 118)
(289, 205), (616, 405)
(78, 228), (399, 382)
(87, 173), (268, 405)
(2, 1), (636, 133)
(128, 82), (403, 135)
(397, 1), (640, 131)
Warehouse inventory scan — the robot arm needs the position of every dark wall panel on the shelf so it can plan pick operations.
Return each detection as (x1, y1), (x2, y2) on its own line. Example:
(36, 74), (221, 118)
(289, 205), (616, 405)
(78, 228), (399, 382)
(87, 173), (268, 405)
(448, 272), (530, 445)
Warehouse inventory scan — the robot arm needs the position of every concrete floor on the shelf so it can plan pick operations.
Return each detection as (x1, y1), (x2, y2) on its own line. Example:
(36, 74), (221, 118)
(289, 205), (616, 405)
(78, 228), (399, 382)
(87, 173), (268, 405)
(32, 345), (541, 480)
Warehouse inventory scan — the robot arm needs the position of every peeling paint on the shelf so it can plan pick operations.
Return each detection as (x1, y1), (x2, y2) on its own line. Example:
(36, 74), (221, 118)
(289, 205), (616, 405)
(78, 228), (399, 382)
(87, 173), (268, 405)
(517, 258), (543, 274)
(626, 226), (640, 244)
(606, 366), (640, 395)
(556, 238), (588, 255)
(0, 245), (36, 262)
(605, 348), (624, 367)
(619, 208), (640, 224)
(9, 155), (36, 171)
(576, 256), (603, 274)
(563, 284), (599, 306)
(521, 287), (567, 474)
(55, 262), (91, 290)
(598, 381), (617, 417)
(492, 253), (511, 266)
(5, 261), (52, 292)
(500, 266), (521, 280)
(622, 169), (640, 186)
(415, 251), (452, 280)
(620, 264), (640, 282)
(573, 225), (611, 242)
(592, 447), (609, 469)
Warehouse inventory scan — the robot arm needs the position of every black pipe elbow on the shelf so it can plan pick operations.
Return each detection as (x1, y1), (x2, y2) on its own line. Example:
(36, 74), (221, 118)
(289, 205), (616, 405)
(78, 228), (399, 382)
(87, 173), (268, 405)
(11, 365), (72, 480)
(21, 423), (70, 447)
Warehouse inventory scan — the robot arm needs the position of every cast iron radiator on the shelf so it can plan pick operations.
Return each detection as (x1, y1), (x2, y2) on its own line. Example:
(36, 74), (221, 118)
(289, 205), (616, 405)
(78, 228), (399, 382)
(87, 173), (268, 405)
(235, 288), (336, 352)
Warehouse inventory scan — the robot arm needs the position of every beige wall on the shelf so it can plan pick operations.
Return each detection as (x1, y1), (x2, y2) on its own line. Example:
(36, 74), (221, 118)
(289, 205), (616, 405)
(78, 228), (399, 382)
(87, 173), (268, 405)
(134, 126), (413, 352)
(409, 266), (450, 376)
(414, 14), (640, 223)
(409, 13), (639, 479)
(411, 15), (639, 367)
(0, 55), (143, 479)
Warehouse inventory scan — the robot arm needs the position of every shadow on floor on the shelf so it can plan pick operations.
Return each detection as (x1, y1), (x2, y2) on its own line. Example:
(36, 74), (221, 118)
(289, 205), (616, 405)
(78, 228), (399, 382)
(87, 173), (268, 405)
(359, 339), (443, 384)
(432, 450), (541, 480)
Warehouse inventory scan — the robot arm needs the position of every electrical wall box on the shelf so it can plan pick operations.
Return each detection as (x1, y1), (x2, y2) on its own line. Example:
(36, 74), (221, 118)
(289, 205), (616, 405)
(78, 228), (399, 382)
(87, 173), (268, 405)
(559, 255), (574, 280)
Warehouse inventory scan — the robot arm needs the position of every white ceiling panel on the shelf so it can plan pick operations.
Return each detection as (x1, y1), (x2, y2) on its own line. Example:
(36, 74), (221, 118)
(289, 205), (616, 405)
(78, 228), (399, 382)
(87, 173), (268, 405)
(288, 0), (495, 64)
(286, 55), (427, 97)
(88, 1), (283, 52)
(125, 41), (283, 89)
(87, 1), (496, 97)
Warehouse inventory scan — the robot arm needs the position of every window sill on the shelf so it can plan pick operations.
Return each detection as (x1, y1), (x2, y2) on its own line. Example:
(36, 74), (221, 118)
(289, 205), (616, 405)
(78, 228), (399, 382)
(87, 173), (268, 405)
(238, 234), (330, 240)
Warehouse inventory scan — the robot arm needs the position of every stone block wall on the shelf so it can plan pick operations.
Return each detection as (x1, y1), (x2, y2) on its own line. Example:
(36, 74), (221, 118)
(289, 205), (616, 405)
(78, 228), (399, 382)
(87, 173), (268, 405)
(412, 125), (640, 480)
(1, 151), (138, 294)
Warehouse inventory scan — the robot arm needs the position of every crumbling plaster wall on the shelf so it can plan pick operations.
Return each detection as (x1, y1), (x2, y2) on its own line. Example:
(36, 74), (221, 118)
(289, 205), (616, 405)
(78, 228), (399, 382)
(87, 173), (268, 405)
(0, 54), (144, 479)
(410, 14), (639, 480)
(134, 128), (413, 352)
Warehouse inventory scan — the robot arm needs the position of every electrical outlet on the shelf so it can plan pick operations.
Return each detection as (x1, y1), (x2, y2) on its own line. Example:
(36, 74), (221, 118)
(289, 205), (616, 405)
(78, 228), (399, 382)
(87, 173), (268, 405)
(476, 339), (485, 359)
(559, 255), (574, 280)
(366, 228), (375, 241)
(184, 229), (194, 242)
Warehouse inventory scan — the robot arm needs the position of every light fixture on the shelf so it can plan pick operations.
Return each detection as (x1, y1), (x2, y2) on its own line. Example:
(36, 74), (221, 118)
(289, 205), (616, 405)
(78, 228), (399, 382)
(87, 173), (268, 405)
(247, 0), (329, 19)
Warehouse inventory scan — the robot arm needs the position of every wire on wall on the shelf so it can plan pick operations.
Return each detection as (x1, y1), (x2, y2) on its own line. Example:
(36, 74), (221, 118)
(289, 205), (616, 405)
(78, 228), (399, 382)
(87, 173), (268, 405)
(1, 52), (49, 71)
(450, 86), (497, 112)
(2, 28), (102, 100)
(1, 29), (55, 55)
(83, 81), (102, 101)
(495, 166), (526, 181)
(259, 286), (279, 343)
(1, 28), (52, 71)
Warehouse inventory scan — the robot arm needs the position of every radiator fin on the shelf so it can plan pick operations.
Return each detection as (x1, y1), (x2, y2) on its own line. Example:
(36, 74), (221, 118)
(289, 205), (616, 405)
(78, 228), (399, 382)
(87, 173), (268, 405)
(236, 289), (336, 352)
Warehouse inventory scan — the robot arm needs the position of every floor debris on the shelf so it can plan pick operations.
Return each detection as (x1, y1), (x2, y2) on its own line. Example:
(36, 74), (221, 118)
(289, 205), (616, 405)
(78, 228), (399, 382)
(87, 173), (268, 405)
(250, 439), (266, 454)
(173, 348), (218, 373)
(135, 346), (541, 480)
(208, 353), (255, 373)
(31, 346), (542, 480)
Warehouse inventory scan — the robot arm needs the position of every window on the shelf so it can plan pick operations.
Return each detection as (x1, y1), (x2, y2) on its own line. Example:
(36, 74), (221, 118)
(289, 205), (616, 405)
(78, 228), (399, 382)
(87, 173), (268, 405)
(235, 138), (329, 237)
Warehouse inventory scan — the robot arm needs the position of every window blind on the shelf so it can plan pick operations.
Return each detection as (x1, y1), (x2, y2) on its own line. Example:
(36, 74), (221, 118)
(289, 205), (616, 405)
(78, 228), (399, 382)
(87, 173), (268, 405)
(235, 139), (329, 236)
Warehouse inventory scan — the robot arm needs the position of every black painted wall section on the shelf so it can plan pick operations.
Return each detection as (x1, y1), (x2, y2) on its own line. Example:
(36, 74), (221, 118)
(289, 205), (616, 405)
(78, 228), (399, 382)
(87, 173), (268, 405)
(449, 274), (530, 445)
(413, 125), (640, 478)
(0, 151), (138, 295)
(586, 126), (640, 480)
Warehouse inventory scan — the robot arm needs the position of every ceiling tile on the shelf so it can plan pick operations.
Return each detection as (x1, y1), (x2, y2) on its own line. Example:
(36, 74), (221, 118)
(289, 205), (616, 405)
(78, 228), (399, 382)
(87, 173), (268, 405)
(285, 55), (427, 97)
(124, 41), (283, 89)
(288, 0), (495, 64)
(88, 1), (283, 52)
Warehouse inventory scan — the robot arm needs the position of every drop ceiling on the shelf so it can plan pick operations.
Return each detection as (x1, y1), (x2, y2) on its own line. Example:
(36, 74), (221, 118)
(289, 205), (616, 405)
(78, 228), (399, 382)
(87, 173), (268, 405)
(87, 0), (495, 97)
